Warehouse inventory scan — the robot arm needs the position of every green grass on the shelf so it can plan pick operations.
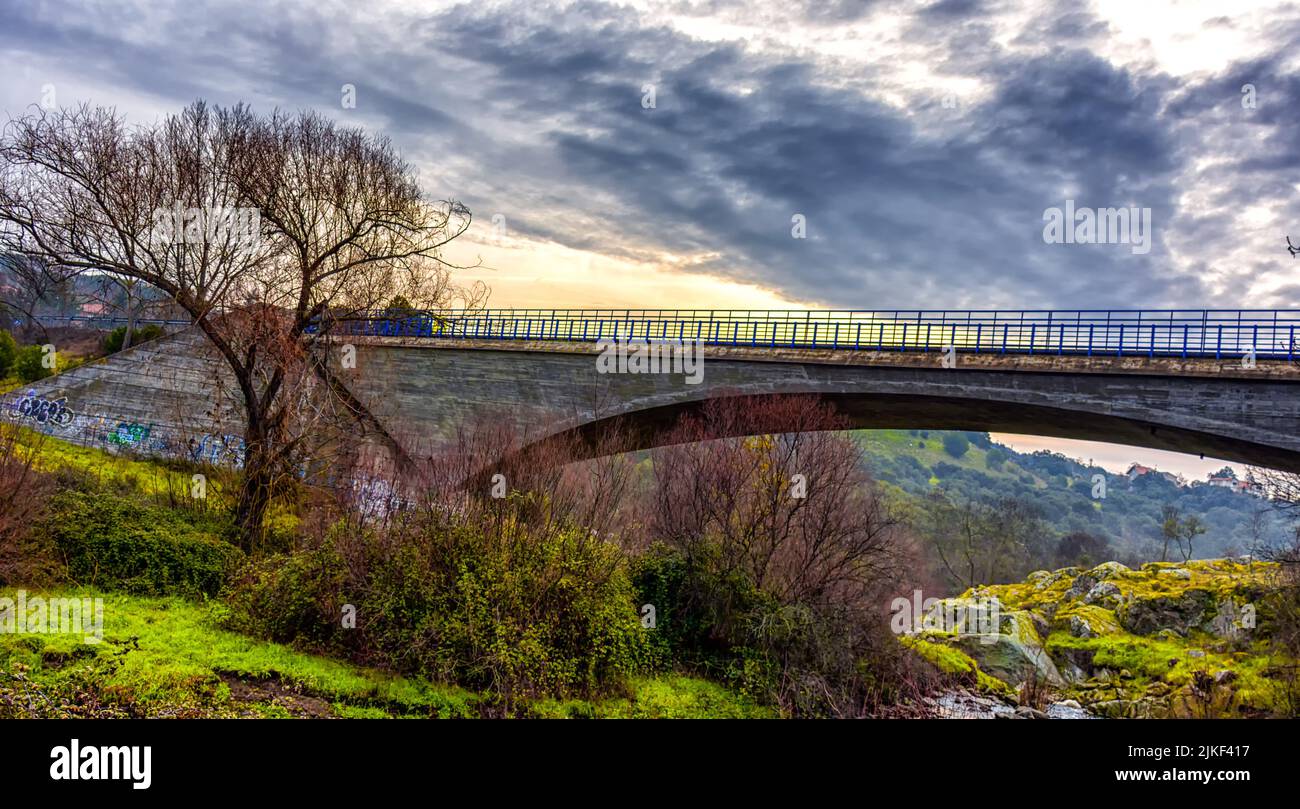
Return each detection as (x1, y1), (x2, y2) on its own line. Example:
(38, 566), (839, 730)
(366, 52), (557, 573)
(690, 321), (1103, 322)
(15, 426), (304, 543)
(0, 588), (763, 718)
(527, 674), (776, 718)
(0, 587), (479, 718)
(22, 426), (231, 502)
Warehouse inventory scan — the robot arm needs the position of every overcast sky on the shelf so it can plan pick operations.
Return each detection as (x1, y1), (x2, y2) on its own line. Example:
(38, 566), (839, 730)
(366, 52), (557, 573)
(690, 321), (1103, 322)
(2, 0), (1297, 478)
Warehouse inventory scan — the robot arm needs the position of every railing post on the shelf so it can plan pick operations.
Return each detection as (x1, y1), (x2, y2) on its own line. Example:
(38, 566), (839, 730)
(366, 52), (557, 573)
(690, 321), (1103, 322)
(901, 324), (908, 352)
(1118, 325), (1124, 356)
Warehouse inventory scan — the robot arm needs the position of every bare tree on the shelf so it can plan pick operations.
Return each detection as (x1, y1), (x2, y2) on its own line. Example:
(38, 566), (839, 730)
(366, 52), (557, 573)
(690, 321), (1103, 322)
(650, 395), (905, 606)
(926, 493), (1045, 589)
(0, 423), (55, 584)
(0, 102), (484, 547)
(1160, 504), (1181, 562)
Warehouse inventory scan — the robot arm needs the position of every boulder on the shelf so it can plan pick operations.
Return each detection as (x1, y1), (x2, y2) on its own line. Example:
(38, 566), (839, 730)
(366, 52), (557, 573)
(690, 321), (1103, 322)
(1088, 561), (1131, 580)
(1117, 588), (1214, 636)
(1083, 581), (1124, 609)
(1065, 573), (1098, 602)
(1061, 605), (1122, 639)
(1205, 597), (1247, 639)
(952, 610), (1065, 688)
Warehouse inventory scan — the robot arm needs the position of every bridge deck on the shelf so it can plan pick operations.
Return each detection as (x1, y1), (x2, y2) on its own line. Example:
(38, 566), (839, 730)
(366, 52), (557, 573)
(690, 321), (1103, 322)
(320, 309), (1300, 362)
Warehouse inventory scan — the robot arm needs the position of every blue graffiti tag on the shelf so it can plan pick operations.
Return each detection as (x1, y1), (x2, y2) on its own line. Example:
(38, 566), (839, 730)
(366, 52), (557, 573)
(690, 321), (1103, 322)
(188, 433), (246, 468)
(16, 391), (75, 428)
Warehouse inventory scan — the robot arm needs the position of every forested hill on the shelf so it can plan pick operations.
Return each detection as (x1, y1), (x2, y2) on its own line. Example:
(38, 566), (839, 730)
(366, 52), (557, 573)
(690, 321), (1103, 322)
(857, 429), (1290, 565)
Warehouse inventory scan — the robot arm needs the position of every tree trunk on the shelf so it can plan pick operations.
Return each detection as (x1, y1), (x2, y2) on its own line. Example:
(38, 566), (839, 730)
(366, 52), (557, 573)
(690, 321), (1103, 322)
(121, 286), (136, 350)
(233, 426), (275, 551)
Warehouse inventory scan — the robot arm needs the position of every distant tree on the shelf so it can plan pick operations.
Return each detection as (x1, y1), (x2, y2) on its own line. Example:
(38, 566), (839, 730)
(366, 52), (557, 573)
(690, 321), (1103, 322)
(386, 294), (415, 312)
(103, 323), (164, 354)
(1056, 531), (1109, 568)
(925, 493), (1047, 588)
(1160, 505), (1181, 562)
(1177, 515), (1207, 562)
(942, 433), (970, 459)
(985, 447), (1007, 471)
(1160, 505), (1207, 562)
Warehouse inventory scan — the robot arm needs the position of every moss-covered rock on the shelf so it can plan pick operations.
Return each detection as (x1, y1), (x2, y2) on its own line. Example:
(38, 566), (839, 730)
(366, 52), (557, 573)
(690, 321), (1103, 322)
(955, 558), (1289, 717)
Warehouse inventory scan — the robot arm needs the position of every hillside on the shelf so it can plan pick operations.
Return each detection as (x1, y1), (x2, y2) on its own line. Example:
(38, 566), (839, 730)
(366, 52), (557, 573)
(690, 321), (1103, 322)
(857, 429), (1289, 564)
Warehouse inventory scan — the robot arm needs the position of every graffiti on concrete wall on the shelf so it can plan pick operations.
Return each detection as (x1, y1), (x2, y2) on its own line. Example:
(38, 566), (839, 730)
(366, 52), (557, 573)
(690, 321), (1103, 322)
(5, 389), (251, 470)
(188, 433), (246, 468)
(13, 390), (76, 428)
(106, 422), (152, 447)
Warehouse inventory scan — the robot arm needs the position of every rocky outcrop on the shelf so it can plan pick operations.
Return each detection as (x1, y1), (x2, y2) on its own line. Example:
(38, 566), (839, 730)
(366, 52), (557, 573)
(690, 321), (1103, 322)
(923, 558), (1283, 718)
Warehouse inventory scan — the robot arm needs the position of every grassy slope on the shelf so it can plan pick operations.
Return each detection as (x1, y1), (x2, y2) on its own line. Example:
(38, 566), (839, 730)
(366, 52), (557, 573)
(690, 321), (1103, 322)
(1, 433), (772, 718)
(0, 588), (773, 718)
(855, 429), (1046, 486)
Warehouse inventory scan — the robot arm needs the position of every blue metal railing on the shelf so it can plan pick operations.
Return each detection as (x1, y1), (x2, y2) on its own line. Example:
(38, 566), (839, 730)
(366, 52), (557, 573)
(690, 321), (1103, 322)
(314, 308), (1300, 361)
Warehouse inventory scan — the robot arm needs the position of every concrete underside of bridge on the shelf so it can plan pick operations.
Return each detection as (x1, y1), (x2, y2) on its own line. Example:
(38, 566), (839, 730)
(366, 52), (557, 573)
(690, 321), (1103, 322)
(5, 332), (1300, 473)
(339, 338), (1300, 473)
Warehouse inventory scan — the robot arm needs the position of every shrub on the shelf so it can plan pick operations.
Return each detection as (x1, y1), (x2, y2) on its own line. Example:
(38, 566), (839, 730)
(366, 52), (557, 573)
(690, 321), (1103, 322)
(0, 424), (57, 585)
(942, 432), (970, 459)
(13, 344), (51, 382)
(631, 543), (927, 716)
(103, 324), (165, 354)
(0, 329), (16, 377)
(222, 508), (651, 709)
(642, 396), (919, 716)
(37, 488), (243, 596)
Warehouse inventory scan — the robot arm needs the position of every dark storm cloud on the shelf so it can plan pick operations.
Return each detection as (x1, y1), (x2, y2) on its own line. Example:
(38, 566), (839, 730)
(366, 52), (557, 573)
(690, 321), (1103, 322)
(414, 3), (1190, 307)
(0, 0), (1295, 309)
